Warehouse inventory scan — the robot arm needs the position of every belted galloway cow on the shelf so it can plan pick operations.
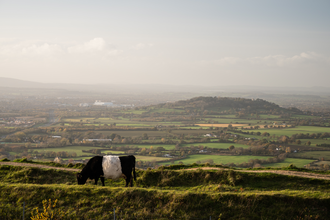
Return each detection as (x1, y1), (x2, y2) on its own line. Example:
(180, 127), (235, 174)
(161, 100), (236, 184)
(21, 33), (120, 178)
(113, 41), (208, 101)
(77, 155), (136, 187)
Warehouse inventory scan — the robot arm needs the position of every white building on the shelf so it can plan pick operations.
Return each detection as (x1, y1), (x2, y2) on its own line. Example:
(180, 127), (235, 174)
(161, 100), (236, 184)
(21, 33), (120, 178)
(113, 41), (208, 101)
(93, 100), (114, 107)
(79, 103), (90, 107)
(83, 139), (112, 142)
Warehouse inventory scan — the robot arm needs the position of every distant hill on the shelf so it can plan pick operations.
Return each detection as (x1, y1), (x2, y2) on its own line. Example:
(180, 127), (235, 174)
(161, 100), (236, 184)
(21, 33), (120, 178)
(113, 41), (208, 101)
(1, 77), (330, 95)
(156, 96), (302, 115)
(0, 77), (46, 88)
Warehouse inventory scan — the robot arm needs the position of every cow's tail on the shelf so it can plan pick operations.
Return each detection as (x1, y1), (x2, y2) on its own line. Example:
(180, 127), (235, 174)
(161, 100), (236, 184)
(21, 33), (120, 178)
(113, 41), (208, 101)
(133, 156), (136, 181)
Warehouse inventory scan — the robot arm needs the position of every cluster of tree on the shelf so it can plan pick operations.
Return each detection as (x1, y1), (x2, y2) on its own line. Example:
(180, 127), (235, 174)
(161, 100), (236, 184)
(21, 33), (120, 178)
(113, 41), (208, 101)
(0, 127), (23, 135)
(82, 149), (102, 154)
(34, 150), (78, 158)
(0, 143), (79, 159)
(135, 160), (158, 169)
(227, 144), (285, 156)
(290, 132), (330, 140)
(315, 143), (330, 148)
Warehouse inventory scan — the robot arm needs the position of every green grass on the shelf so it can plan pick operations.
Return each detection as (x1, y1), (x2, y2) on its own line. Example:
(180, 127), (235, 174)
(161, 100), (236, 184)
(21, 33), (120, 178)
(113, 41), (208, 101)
(115, 123), (154, 127)
(148, 108), (185, 113)
(159, 155), (272, 165)
(300, 138), (330, 145)
(291, 114), (320, 119)
(28, 146), (107, 157)
(253, 126), (330, 137)
(293, 151), (330, 160)
(112, 144), (176, 150)
(200, 118), (270, 125)
(263, 158), (316, 168)
(111, 142), (248, 150)
(62, 117), (185, 127)
(135, 155), (169, 161)
(99, 150), (126, 155)
(172, 129), (216, 135)
(181, 143), (249, 149)
(99, 130), (169, 137)
(121, 110), (147, 114)
(1, 165), (330, 219)
(179, 126), (207, 129)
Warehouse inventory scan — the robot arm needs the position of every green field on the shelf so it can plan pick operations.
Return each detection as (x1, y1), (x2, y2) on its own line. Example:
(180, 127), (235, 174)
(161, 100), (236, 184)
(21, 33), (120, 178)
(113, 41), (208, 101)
(300, 139), (330, 145)
(110, 142), (249, 150)
(148, 108), (185, 113)
(291, 114), (320, 119)
(29, 146), (110, 156)
(62, 117), (185, 127)
(111, 144), (176, 150)
(263, 158), (316, 168)
(121, 110), (148, 114)
(135, 155), (169, 161)
(181, 143), (249, 149)
(99, 129), (217, 137)
(115, 123), (154, 127)
(314, 161), (330, 166)
(252, 126), (330, 137)
(179, 126), (208, 129)
(159, 155), (272, 165)
(293, 151), (330, 160)
(199, 118), (266, 125)
(98, 150), (126, 155)
(99, 130), (168, 137)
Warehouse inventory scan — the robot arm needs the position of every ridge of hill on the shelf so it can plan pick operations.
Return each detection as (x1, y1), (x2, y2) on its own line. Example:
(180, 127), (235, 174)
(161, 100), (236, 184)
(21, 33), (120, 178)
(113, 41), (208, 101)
(155, 96), (302, 115)
(2, 77), (330, 95)
(1, 163), (330, 219)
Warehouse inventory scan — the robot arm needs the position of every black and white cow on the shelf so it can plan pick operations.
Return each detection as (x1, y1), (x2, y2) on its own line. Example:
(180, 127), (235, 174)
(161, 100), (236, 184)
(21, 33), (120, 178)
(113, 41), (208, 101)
(77, 155), (136, 187)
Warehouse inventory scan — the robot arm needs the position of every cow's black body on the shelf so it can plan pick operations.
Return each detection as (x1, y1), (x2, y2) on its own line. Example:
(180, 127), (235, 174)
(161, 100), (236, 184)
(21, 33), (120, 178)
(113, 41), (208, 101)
(77, 155), (136, 187)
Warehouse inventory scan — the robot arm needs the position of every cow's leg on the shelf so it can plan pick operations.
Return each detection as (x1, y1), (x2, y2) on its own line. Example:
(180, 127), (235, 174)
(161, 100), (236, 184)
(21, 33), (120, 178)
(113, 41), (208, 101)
(130, 177), (133, 187)
(100, 177), (105, 186)
(125, 177), (130, 187)
(94, 177), (99, 185)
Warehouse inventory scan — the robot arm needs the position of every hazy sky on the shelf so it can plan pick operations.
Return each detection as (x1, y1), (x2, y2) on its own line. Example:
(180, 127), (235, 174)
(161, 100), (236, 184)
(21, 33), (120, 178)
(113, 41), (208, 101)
(0, 0), (329, 87)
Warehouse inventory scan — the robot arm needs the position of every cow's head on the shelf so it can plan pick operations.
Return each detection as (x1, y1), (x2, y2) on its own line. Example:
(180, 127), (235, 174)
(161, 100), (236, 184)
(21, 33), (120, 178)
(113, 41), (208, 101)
(77, 172), (88, 185)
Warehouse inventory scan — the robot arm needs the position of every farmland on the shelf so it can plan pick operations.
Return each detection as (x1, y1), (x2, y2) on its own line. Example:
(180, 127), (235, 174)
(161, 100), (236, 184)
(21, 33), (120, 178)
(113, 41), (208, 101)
(159, 155), (273, 165)
(1, 96), (330, 171)
(263, 158), (316, 168)
(253, 126), (330, 137)
(2, 90), (330, 219)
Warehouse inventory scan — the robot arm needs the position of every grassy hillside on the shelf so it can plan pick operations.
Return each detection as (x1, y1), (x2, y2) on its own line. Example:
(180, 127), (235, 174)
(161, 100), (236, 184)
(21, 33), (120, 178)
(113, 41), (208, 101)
(0, 164), (330, 219)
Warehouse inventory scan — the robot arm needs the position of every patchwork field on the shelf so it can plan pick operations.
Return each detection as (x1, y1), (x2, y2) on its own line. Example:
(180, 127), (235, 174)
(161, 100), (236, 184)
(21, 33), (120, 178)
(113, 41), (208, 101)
(263, 158), (316, 168)
(29, 146), (116, 157)
(253, 126), (330, 137)
(135, 155), (169, 161)
(196, 123), (247, 127)
(293, 151), (330, 160)
(299, 139), (330, 145)
(99, 130), (168, 137)
(110, 142), (249, 150)
(314, 161), (330, 166)
(159, 155), (272, 165)
(182, 142), (249, 149)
